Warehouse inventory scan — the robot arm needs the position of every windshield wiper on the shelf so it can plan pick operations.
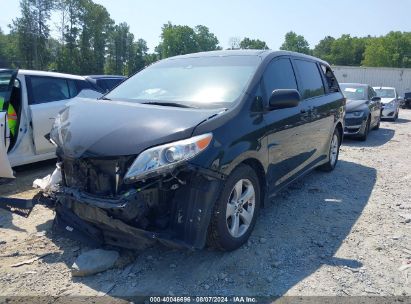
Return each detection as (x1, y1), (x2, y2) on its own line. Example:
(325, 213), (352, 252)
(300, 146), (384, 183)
(141, 101), (196, 108)
(100, 96), (111, 100)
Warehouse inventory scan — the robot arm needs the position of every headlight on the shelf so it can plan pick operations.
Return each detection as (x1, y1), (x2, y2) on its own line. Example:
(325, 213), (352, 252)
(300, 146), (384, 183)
(124, 133), (213, 182)
(346, 111), (364, 118)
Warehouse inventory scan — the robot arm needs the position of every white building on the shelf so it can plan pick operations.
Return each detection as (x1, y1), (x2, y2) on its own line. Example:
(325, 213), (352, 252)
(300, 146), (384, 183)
(332, 66), (411, 97)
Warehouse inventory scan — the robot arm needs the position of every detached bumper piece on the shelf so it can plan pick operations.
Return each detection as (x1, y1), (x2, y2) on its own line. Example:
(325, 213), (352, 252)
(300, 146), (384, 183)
(54, 166), (223, 250)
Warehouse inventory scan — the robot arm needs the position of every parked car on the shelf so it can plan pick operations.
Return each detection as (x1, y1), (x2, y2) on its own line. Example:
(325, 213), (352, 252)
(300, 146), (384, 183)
(373, 86), (400, 121)
(4, 50), (345, 251)
(403, 92), (411, 109)
(340, 83), (382, 141)
(85, 75), (127, 93)
(0, 69), (101, 178)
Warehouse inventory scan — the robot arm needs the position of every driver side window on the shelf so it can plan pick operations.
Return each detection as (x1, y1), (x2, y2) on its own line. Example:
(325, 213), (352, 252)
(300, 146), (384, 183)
(262, 58), (298, 103)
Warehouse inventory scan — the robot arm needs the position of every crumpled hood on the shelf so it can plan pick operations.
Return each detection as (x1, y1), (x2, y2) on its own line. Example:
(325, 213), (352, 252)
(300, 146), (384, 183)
(346, 99), (368, 112)
(380, 97), (395, 105)
(51, 98), (223, 158)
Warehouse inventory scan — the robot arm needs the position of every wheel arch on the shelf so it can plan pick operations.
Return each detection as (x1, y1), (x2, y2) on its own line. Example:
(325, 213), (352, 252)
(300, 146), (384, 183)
(240, 158), (267, 208)
(335, 121), (343, 143)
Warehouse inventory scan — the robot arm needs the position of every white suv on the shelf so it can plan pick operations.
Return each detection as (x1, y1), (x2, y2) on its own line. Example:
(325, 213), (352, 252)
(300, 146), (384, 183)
(0, 69), (101, 178)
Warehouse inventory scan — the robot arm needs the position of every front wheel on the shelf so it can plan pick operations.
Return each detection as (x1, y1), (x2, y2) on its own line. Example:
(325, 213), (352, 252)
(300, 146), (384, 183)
(373, 116), (381, 130)
(207, 164), (260, 251)
(318, 128), (341, 172)
(359, 117), (370, 141)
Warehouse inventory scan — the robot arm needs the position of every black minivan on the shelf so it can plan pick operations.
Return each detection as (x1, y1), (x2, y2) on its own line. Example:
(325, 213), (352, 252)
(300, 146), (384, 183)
(49, 50), (345, 251)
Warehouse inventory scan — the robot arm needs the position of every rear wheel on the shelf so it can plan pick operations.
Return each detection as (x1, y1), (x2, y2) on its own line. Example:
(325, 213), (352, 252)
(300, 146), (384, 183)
(319, 128), (341, 172)
(207, 164), (260, 251)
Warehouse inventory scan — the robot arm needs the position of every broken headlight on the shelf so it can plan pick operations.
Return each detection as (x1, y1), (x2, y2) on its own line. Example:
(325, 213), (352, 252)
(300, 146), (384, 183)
(124, 133), (213, 182)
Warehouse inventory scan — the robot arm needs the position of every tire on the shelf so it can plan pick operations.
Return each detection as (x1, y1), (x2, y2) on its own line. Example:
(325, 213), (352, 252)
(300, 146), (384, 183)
(207, 164), (260, 251)
(318, 128), (341, 172)
(359, 117), (370, 141)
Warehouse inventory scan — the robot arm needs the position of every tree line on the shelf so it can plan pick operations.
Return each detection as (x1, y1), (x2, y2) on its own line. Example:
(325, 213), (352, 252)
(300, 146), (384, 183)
(1, 0), (410, 77)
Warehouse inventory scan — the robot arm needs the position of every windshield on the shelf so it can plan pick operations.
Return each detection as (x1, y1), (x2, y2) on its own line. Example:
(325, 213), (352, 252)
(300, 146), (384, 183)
(374, 88), (395, 98)
(105, 55), (260, 109)
(340, 84), (367, 101)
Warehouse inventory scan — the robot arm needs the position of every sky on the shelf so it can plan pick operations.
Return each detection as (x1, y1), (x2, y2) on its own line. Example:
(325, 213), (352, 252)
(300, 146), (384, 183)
(1, 0), (411, 52)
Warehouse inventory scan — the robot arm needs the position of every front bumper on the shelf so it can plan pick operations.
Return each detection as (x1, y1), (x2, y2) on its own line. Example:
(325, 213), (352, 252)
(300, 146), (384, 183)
(53, 168), (223, 250)
(381, 106), (397, 118)
(344, 116), (367, 136)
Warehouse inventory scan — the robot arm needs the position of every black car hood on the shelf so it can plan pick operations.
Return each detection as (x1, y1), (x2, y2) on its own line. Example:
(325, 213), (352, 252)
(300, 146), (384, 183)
(52, 98), (223, 158)
(346, 99), (368, 112)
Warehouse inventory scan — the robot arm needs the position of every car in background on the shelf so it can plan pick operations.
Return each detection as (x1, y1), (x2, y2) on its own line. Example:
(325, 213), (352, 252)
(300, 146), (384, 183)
(42, 50), (345, 251)
(85, 75), (127, 93)
(340, 83), (382, 141)
(373, 86), (400, 121)
(0, 69), (101, 178)
(402, 91), (411, 109)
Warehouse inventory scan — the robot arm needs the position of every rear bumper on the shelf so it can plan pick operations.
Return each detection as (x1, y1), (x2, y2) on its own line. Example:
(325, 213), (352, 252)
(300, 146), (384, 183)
(53, 169), (223, 250)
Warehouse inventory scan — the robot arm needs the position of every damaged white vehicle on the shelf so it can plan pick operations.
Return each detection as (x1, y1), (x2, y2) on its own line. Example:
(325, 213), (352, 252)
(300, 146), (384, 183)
(0, 69), (101, 178)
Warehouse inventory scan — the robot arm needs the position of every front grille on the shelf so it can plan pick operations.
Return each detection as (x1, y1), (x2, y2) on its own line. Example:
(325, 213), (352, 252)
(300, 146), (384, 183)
(345, 117), (364, 126)
(62, 157), (133, 197)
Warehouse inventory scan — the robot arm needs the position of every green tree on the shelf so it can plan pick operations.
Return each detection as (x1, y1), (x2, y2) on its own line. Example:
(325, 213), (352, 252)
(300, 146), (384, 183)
(330, 34), (367, 66)
(11, 0), (54, 69)
(156, 22), (220, 59)
(0, 28), (7, 66)
(194, 25), (220, 51)
(363, 32), (411, 68)
(157, 22), (199, 58)
(144, 53), (159, 66)
(239, 37), (269, 50)
(313, 36), (335, 62)
(280, 31), (310, 54)
(56, 0), (83, 73)
(11, 0), (38, 68)
(128, 38), (148, 74)
(79, 0), (113, 74)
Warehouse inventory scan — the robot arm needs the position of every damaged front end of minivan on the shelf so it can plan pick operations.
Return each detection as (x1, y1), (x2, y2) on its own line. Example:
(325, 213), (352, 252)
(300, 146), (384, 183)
(36, 101), (227, 251)
(51, 158), (224, 250)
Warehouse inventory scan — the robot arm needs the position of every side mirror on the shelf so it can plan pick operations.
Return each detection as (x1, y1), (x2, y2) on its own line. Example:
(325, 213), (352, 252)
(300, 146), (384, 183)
(371, 96), (381, 102)
(269, 89), (301, 110)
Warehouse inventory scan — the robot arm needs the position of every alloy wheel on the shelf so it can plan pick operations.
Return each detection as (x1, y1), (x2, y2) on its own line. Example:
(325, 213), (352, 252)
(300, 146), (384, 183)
(330, 134), (339, 167)
(226, 179), (255, 238)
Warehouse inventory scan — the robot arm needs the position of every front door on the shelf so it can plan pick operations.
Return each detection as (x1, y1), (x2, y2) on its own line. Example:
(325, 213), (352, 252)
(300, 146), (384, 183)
(262, 57), (309, 191)
(0, 69), (18, 178)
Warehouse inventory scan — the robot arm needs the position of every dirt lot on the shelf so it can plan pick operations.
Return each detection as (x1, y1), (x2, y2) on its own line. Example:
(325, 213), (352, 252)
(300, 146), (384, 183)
(0, 110), (410, 299)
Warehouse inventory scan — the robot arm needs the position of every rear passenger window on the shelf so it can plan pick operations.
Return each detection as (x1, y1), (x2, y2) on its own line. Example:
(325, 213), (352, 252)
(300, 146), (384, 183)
(29, 76), (71, 105)
(263, 58), (297, 101)
(320, 65), (340, 93)
(294, 60), (325, 99)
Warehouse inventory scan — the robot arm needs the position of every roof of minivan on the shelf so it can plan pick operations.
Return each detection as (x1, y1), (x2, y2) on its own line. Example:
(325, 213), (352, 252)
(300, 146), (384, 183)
(373, 86), (396, 90)
(17, 69), (85, 80)
(86, 75), (127, 79)
(340, 83), (369, 87)
(167, 50), (330, 65)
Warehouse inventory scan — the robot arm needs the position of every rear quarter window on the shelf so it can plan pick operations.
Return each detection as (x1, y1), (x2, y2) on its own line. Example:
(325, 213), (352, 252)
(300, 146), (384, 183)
(294, 60), (325, 99)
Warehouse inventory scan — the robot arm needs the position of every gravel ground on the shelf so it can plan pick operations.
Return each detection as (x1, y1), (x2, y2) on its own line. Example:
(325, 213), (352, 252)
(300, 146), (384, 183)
(0, 110), (410, 299)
